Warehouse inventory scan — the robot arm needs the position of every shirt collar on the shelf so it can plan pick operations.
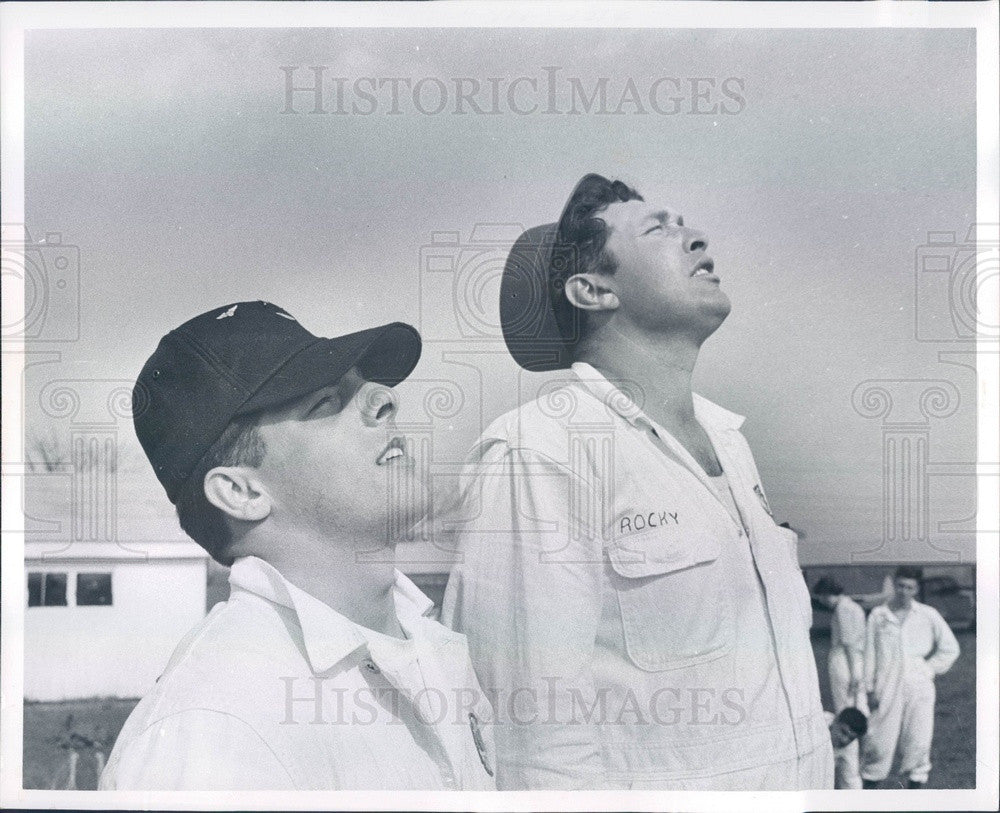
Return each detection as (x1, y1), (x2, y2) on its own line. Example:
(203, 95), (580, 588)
(570, 361), (745, 431)
(883, 600), (927, 621)
(228, 556), (438, 674)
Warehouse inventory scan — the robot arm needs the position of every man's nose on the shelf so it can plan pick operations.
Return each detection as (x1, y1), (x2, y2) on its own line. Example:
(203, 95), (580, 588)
(357, 381), (398, 427)
(684, 228), (708, 254)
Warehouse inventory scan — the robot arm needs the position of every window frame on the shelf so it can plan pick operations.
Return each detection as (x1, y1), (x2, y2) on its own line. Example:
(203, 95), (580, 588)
(25, 571), (69, 607)
(26, 568), (114, 608)
(75, 571), (113, 607)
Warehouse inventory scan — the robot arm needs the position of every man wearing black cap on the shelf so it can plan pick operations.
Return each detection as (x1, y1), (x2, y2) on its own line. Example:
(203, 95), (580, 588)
(442, 176), (832, 789)
(100, 301), (496, 790)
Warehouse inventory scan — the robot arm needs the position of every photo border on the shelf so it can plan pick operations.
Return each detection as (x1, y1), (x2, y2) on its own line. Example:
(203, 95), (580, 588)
(2, 2), (997, 811)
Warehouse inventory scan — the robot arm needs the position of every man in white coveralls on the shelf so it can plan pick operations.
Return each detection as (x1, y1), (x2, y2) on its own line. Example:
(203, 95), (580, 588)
(442, 174), (833, 789)
(813, 577), (868, 712)
(101, 301), (496, 790)
(812, 576), (868, 789)
(861, 566), (960, 789)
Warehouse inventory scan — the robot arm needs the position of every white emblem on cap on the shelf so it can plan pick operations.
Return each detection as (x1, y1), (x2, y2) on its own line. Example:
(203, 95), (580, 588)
(216, 305), (238, 319)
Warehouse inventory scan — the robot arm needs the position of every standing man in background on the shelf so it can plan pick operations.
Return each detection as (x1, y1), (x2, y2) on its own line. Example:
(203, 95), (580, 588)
(813, 577), (867, 789)
(442, 174), (832, 790)
(813, 577), (867, 711)
(861, 566), (960, 789)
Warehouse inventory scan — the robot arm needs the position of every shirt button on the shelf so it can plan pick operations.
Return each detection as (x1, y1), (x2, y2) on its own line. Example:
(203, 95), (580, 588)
(363, 659), (380, 675)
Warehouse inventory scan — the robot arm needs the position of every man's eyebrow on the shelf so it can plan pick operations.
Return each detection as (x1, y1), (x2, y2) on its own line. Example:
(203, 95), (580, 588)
(638, 209), (670, 234)
(640, 210), (672, 229)
(642, 209), (685, 229)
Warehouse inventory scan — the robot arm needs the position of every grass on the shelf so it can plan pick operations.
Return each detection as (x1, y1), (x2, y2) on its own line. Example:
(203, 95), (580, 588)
(23, 632), (976, 790)
(22, 698), (137, 790)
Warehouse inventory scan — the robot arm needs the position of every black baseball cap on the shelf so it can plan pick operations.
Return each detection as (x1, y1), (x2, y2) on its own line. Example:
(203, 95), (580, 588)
(498, 174), (606, 372)
(133, 300), (421, 504)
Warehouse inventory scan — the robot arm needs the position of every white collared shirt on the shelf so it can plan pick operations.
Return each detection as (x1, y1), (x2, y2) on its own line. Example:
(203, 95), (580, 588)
(441, 362), (831, 789)
(100, 556), (496, 790)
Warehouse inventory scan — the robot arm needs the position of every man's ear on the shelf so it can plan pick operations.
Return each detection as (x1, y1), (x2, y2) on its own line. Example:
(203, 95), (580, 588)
(563, 273), (620, 312)
(203, 467), (272, 522)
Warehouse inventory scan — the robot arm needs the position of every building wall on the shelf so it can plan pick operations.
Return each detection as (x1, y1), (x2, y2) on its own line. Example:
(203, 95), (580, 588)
(24, 557), (207, 701)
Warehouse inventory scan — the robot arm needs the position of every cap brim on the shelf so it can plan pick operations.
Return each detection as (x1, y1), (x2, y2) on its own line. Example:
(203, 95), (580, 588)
(499, 174), (606, 373)
(235, 322), (422, 416)
(499, 223), (571, 372)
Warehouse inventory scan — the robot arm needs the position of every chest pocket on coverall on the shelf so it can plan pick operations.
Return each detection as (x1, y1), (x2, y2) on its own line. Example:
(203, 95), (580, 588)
(606, 523), (736, 672)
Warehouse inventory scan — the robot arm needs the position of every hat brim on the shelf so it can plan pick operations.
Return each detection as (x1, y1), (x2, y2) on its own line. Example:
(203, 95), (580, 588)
(499, 174), (605, 373)
(235, 322), (422, 416)
(499, 223), (570, 372)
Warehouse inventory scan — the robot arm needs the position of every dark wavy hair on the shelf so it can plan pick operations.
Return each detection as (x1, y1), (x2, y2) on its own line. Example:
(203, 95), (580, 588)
(893, 565), (924, 583)
(812, 577), (844, 597)
(549, 174), (643, 347)
(837, 707), (869, 738)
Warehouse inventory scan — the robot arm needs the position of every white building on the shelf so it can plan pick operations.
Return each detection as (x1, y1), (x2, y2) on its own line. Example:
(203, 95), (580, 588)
(23, 372), (212, 704)
(24, 538), (208, 701)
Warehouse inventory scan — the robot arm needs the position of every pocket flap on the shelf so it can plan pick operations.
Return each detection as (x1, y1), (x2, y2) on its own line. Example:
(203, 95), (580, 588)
(607, 530), (721, 579)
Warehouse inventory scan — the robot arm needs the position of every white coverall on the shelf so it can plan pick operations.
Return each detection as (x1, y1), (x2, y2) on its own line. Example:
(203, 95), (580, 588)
(829, 595), (867, 714)
(442, 363), (832, 790)
(860, 601), (960, 784)
(827, 595), (867, 788)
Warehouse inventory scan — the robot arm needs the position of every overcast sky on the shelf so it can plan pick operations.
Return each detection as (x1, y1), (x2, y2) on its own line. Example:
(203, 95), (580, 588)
(23, 27), (977, 565)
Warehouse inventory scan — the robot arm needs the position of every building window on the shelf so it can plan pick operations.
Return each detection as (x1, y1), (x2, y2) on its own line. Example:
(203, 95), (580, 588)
(26, 572), (68, 607)
(76, 573), (113, 606)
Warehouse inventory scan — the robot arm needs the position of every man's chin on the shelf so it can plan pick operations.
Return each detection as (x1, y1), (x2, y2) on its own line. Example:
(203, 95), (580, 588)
(711, 291), (732, 320)
(697, 296), (731, 339)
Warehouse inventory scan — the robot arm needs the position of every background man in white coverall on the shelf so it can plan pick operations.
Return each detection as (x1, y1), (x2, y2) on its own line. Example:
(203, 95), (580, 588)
(442, 174), (832, 790)
(861, 566), (960, 789)
(813, 577), (868, 713)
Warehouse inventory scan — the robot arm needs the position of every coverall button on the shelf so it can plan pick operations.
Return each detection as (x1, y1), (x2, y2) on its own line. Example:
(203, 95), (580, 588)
(363, 659), (380, 675)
